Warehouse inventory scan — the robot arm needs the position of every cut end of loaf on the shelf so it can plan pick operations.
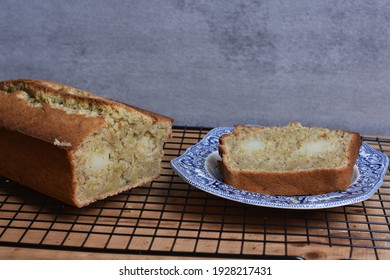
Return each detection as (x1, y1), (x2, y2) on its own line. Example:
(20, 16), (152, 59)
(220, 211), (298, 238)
(73, 109), (171, 207)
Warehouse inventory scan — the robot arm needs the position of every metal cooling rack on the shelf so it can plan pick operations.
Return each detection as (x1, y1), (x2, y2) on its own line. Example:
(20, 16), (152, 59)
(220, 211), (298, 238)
(0, 126), (389, 259)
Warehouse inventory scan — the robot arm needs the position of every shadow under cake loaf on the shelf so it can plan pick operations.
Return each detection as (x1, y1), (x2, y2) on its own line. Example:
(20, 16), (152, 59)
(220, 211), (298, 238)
(0, 79), (173, 207)
(219, 123), (361, 196)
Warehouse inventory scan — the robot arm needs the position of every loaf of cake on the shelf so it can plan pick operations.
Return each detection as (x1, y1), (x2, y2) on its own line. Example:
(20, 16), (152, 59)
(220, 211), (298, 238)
(0, 79), (173, 207)
(219, 123), (361, 196)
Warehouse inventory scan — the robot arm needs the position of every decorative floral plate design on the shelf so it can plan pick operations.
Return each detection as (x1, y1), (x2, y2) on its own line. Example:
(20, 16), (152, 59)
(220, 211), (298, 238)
(171, 127), (389, 209)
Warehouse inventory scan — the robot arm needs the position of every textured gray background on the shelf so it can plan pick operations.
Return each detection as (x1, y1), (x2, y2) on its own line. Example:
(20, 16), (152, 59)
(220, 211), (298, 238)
(1, 0), (389, 135)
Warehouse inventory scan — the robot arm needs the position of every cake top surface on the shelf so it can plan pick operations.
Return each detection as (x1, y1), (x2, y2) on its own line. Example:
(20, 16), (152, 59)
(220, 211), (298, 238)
(0, 79), (173, 149)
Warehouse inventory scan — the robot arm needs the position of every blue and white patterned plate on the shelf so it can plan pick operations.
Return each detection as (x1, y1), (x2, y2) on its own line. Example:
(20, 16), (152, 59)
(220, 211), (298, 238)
(171, 127), (389, 209)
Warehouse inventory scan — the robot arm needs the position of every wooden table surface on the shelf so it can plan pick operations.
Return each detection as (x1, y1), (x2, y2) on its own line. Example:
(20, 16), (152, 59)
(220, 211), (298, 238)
(1, 127), (389, 260)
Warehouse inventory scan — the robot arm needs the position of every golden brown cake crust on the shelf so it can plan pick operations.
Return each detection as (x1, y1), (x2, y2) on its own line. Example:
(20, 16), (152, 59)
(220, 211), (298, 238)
(0, 127), (77, 205)
(0, 82), (106, 150)
(219, 124), (362, 196)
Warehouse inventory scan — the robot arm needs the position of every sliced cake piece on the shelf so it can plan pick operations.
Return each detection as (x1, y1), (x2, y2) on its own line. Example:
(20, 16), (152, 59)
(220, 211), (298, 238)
(219, 123), (361, 196)
(0, 79), (173, 207)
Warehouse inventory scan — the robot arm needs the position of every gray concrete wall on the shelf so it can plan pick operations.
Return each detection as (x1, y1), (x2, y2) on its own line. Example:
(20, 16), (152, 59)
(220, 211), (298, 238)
(1, 0), (389, 135)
